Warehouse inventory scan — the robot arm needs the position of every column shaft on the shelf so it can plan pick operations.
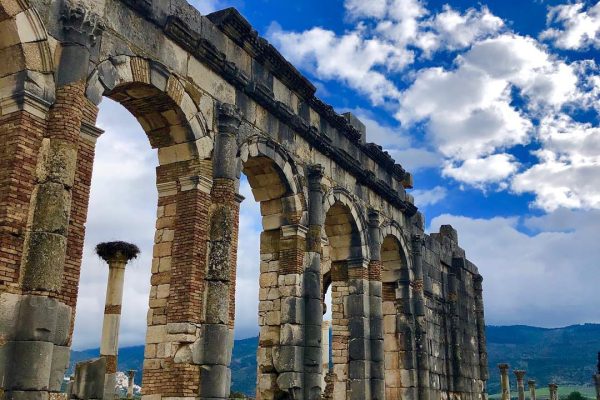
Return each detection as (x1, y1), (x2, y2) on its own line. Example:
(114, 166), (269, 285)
(367, 210), (384, 400)
(527, 380), (536, 400)
(412, 235), (430, 400)
(514, 371), (526, 400)
(499, 364), (511, 400)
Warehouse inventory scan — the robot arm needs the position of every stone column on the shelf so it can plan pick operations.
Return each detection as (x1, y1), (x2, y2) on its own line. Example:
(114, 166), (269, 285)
(346, 258), (371, 400)
(303, 164), (326, 399)
(474, 275), (489, 384)
(499, 364), (511, 400)
(527, 380), (536, 400)
(367, 209), (384, 400)
(4, 3), (103, 399)
(127, 370), (135, 399)
(595, 352), (600, 400)
(412, 235), (430, 400)
(321, 320), (331, 387)
(548, 383), (558, 400)
(514, 370), (526, 400)
(198, 103), (242, 400)
(96, 242), (140, 399)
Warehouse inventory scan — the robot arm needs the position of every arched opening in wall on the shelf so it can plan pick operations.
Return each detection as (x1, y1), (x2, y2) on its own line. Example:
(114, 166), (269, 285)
(381, 234), (410, 398)
(237, 150), (303, 399)
(71, 96), (158, 396)
(322, 200), (364, 398)
(70, 71), (210, 398)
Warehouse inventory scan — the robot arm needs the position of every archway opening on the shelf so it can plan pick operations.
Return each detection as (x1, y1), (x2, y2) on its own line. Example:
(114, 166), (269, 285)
(381, 234), (409, 397)
(322, 200), (363, 397)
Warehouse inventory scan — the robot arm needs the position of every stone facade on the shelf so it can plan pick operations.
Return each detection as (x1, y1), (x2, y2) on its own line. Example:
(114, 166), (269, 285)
(0, 1), (487, 399)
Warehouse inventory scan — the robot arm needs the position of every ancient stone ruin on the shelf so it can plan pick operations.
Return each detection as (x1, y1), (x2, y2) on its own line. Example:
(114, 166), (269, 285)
(0, 1), (487, 399)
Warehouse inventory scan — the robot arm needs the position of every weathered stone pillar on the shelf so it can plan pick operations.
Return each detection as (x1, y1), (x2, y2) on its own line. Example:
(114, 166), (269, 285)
(548, 383), (558, 400)
(3, 3), (103, 399)
(499, 364), (511, 400)
(198, 103), (242, 400)
(127, 370), (135, 400)
(527, 380), (536, 400)
(448, 272), (461, 393)
(303, 164), (326, 399)
(322, 320), (331, 387)
(367, 209), (384, 400)
(474, 274), (489, 384)
(514, 370), (526, 400)
(412, 235), (430, 400)
(96, 242), (139, 399)
(346, 259), (371, 400)
(595, 352), (600, 400)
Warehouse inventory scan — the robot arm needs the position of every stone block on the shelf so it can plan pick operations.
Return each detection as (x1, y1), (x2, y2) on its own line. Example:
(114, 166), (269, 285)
(371, 379), (385, 400)
(348, 338), (369, 361)
(31, 183), (71, 235)
(5, 391), (49, 400)
(370, 339), (384, 362)
(22, 232), (67, 292)
(348, 378), (370, 400)
(276, 371), (302, 392)
(0, 292), (20, 339)
(303, 345), (321, 368)
(348, 317), (368, 338)
(54, 303), (72, 346)
(200, 364), (230, 398)
(370, 317), (383, 340)
(37, 139), (78, 186)
(8, 341), (53, 390)
(205, 281), (230, 324)
(15, 295), (59, 342)
(72, 358), (106, 399)
(273, 345), (303, 372)
(200, 324), (231, 365)
(49, 346), (70, 391)
(281, 297), (304, 325)
(345, 294), (368, 318)
(303, 324), (322, 348)
(303, 270), (320, 299)
(280, 323), (304, 346)
(349, 360), (370, 380)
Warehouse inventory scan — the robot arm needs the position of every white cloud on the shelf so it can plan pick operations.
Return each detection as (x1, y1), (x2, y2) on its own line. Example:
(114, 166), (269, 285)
(430, 211), (600, 327)
(189, 0), (224, 15)
(411, 186), (447, 206)
(541, 1), (600, 50)
(512, 115), (600, 211)
(267, 24), (407, 105)
(443, 154), (519, 187)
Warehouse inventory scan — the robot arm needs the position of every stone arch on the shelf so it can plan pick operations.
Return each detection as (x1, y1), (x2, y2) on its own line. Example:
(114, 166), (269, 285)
(85, 56), (214, 160)
(0, 0), (55, 113)
(322, 188), (369, 262)
(380, 220), (415, 398)
(237, 135), (308, 398)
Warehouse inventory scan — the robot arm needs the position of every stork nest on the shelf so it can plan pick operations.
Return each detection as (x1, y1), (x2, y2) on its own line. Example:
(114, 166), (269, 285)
(95, 241), (140, 262)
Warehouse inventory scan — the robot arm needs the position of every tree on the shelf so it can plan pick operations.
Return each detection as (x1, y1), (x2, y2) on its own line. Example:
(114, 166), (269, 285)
(564, 391), (586, 400)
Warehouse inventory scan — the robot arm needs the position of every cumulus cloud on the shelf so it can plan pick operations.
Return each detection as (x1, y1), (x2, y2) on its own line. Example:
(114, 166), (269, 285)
(411, 186), (447, 206)
(512, 115), (600, 211)
(430, 210), (600, 327)
(541, 1), (600, 50)
(443, 154), (519, 187)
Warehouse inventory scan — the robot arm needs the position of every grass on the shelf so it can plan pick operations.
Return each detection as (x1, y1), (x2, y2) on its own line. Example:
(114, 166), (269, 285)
(489, 385), (596, 399)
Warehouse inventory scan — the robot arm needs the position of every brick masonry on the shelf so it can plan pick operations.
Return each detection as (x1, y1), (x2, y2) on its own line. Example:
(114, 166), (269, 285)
(0, 1), (487, 400)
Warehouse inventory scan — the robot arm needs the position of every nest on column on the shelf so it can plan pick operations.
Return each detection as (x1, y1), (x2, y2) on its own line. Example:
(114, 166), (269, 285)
(95, 241), (140, 263)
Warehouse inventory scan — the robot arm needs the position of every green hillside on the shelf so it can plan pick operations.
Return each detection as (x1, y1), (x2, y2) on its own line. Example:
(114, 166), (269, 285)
(70, 324), (600, 397)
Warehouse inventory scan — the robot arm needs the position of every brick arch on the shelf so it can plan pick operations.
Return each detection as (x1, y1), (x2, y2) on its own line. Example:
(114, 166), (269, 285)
(381, 220), (413, 273)
(85, 57), (213, 159)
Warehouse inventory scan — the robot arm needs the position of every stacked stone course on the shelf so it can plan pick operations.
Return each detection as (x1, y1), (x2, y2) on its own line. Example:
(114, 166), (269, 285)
(0, 1), (487, 399)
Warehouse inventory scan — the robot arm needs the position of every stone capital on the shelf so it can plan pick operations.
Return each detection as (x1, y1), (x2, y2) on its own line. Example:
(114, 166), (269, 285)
(217, 103), (242, 135)
(307, 164), (325, 191)
(498, 363), (510, 373)
(528, 380), (536, 388)
(61, 1), (105, 47)
(514, 370), (526, 380)
(367, 208), (381, 228)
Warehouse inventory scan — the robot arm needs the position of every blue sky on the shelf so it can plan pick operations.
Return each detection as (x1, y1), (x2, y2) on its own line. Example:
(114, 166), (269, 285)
(71, 0), (600, 349)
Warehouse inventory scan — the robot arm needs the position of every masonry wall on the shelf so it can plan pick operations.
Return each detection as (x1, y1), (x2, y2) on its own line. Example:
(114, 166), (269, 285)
(0, 0), (487, 399)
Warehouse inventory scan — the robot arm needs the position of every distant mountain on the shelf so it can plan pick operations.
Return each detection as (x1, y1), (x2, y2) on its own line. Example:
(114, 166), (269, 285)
(69, 324), (600, 397)
(486, 324), (600, 395)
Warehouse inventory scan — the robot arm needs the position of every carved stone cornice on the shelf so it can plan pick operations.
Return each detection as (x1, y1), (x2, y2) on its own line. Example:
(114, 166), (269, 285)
(61, 1), (105, 47)
(217, 103), (242, 136)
